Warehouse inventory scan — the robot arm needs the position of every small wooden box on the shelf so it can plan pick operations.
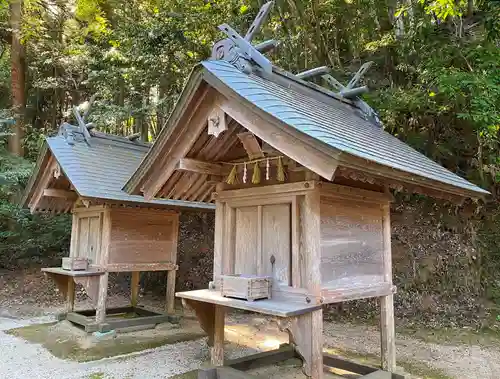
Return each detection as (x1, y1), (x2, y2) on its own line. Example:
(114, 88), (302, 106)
(62, 257), (89, 271)
(220, 274), (272, 301)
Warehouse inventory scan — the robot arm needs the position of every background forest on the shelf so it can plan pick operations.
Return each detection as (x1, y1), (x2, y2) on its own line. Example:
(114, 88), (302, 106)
(0, 0), (499, 325)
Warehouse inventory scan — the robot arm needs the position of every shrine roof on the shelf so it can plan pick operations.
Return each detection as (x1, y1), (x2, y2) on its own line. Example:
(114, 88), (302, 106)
(201, 60), (488, 197)
(125, 59), (488, 200)
(22, 128), (215, 211)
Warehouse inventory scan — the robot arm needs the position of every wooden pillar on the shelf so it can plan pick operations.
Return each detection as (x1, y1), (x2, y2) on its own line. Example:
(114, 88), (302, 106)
(130, 271), (140, 308)
(96, 207), (111, 324)
(69, 213), (78, 258)
(380, 203), (396, 371)
(380, 295), (396, 371)
(96, 273), (109, 323)
(166, 269), (176, 314)
(288, 187), (323, 379)
(166, 213), (179, 315)
(66, 277), (75, 312)
(213, 200), (224, 285)
(211, 304), (225, 366)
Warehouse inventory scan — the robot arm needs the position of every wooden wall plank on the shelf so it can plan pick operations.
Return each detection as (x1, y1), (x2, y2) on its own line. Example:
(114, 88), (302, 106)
(319, 198), (385, 289)
(107, 208), (179, 266)
(234, 206), (259, 276)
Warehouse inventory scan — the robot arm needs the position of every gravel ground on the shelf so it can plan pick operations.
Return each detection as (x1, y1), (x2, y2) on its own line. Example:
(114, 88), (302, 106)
(323, 322), (500, 379)
(4, 313), (500, 379)
(2, 269), (500, 379)
(0, 315), (253, 379)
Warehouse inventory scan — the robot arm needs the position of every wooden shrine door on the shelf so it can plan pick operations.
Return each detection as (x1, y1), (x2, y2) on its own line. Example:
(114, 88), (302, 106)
(73, 211), (103, 265)
(233, 203), (291, 286)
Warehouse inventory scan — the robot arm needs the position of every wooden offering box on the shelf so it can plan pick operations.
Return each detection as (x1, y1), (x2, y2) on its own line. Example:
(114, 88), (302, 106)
(221, 274), (272, 301)
(62, 257), (89, 271)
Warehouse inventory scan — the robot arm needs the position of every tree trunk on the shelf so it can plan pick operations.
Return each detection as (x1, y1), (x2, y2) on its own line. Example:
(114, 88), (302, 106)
(9, 0), (25, 157)
(157, 77), (168, 133)
(140, 87), (150, 142)
(117, 78), (125, 134)
(467, 0), (474, 18)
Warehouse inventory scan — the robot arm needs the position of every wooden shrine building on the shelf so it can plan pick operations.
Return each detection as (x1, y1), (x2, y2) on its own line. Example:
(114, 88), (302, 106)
(22, 123), (214, 332)
(123, 3), (489, 378)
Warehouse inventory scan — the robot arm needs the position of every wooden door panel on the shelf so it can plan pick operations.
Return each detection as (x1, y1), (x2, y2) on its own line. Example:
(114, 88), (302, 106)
(87, 216), (101, 264)
(234, 206), (259, 275)
(262, 204), (291, 285)
(76, 217), (89, 258)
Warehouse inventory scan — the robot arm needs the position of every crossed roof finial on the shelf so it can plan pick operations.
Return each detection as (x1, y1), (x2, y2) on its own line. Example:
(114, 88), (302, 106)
(211, 1), (277, 74)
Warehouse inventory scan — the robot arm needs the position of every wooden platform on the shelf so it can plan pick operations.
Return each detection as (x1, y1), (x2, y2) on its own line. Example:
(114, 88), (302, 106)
(42, 267), (104, 277)
(60, 306), (173, 333)
(176, 289), (321, 317)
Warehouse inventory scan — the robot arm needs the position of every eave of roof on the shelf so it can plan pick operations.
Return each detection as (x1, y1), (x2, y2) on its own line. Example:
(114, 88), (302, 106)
(22, 131), (215, 211)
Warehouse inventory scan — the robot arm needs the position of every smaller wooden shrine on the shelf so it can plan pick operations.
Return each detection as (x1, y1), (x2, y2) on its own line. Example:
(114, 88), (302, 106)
(124, 3), (489, 378)
(22, 119), (214, 332)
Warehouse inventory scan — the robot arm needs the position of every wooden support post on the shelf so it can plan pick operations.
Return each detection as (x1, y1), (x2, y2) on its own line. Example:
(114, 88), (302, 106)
(66, 277), (75, 312)
(213, 197), (225, 286)
(380, 203), (396, 372)
(166, 269), (176, 314)
(211, 304), (225, 366)
(166, 213), (179, 315)
(310, 309), (323, 378)
(380, 294), (396, 372)
(183, 299), (216, 345)
(96, 272), (109, 323)
(96, 207), (111, 324)
(130, 271), (140, 308)
(288, 188), (323, 379)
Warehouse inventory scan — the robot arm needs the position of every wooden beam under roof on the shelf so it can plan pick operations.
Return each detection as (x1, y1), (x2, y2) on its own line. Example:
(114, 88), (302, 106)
(176, 158), (230, 176)
(217, 97), (340, 181)
(237, 132), (264, 160)
(43, 188), (77, 200)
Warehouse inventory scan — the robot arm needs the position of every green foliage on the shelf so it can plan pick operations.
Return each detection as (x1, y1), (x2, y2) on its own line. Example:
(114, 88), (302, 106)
(0, 123), (70, 269)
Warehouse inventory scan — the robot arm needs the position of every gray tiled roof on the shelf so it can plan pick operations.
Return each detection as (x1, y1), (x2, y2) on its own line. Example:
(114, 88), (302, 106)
(201, 60), (488, 196)
(46, 132), (214, 209)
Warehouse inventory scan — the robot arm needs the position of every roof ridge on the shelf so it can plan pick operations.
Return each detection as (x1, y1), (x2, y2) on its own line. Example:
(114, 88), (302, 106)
(90, 130), (152, 149)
